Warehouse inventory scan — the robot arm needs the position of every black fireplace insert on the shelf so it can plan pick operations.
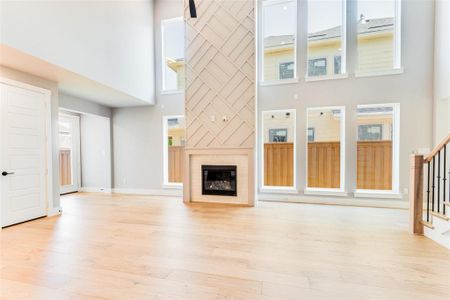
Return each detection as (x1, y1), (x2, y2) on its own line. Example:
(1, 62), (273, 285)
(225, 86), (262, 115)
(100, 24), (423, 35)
(202, 165), (237, 196)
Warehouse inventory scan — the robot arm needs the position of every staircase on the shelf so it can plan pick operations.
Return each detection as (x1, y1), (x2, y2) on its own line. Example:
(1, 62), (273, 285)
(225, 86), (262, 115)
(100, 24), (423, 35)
(410, 134), (450, 249)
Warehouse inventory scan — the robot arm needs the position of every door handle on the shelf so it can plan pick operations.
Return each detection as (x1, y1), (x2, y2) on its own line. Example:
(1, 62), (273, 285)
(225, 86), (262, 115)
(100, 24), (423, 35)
(1, 171), (14, 176)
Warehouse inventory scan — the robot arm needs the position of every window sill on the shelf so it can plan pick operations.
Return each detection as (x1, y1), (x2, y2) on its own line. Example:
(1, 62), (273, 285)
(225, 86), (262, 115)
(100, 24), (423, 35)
(162, 183), (183, 189)
(260, 186), (298, 194)
(259, 78), (299, 87)
(353, 190), (403, 199)
(161, 90), (184, 95)
(304, 188), (348, 197)
(354, 68), (404, 78)
(305, 73), (348, 82)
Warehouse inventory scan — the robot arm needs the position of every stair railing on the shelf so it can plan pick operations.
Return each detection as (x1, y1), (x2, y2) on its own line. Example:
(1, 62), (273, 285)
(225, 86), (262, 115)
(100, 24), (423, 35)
(410, 133), (450, 234)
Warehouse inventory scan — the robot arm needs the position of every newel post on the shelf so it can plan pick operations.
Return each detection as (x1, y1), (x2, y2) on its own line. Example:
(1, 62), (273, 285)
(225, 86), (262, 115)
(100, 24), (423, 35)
(409, 154), (424, 235)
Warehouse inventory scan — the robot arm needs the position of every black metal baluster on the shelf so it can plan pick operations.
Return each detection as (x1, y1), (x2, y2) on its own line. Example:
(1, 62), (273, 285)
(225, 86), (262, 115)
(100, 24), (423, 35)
(432, 156), (435, 212)
(443, 144), (447, 215)
(437, 151), (441, 213)
(427, 161), (431, 222)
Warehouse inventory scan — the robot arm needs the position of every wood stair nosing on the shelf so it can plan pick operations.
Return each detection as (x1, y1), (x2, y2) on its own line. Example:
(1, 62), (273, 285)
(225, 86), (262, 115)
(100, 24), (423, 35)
(421, 220), (435, 229)
(430, 211), (450, 221)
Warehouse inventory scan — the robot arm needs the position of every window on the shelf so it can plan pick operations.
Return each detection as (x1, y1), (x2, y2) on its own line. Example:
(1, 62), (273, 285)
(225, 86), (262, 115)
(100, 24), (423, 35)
(357, 0), (401, 73)
(308, 58), (327, 76)
(334, 55), (342, 74)
(356, 104), (399, 192)
(306, 107), (345, 190)
(307, 0), (346, 78)
(262, 110), (296, 189)
(279, 62), (295, 79)
(358, 124), (383, 141)
(307, 127), (315, 142)
(262, 0), (297, 82)
(163, 116), (186, 185)
(162, 17), (185, 92)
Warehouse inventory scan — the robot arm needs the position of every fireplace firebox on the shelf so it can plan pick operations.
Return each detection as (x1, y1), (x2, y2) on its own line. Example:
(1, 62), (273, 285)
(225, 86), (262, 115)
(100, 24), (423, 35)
(202, 165), (237, 196)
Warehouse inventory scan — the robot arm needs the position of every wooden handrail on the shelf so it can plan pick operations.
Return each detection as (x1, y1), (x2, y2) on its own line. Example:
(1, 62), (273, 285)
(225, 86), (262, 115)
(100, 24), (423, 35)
(424, 133), (450, 162)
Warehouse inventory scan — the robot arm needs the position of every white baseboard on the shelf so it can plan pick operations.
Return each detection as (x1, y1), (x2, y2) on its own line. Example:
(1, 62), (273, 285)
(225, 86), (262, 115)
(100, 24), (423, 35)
(47, 206), (62, 217)
(80, 187), (112, 193)
(258, 193), (409, 209)
(112, 188), (183, 197)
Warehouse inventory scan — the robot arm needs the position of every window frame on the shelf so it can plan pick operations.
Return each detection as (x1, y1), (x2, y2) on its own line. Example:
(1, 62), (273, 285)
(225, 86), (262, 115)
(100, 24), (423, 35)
(278, 61), (296, 80)
(305, 106), (346, 193)
(162, 115), (185, 188)
(161, 17), (185, 94)
(260, 0), (298, 84)
(355, 0), (402, 77)
(260, 109), (297, 192)
(305, 0), (347, 80)
(307, 56), (328, 77)
(355, 103), (400, 195)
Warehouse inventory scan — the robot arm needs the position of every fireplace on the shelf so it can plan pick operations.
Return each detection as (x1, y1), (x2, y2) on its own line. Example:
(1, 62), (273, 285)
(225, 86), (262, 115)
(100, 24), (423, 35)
(202, 165), (237, 196)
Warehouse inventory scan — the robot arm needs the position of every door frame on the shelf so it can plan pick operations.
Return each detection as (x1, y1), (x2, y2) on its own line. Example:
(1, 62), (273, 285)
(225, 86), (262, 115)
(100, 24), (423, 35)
(59, 112), (81, 194)
(0, 77), (54, 228)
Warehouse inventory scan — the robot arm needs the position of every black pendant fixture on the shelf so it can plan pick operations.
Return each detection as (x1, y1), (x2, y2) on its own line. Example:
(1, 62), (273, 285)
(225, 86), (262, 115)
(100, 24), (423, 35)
(189, 0), (197, 18)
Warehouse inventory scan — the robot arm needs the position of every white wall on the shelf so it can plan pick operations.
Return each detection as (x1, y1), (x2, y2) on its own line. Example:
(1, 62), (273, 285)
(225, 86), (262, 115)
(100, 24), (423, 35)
(0, 0), (155, 104)
(59, 93), (112, 119)
(80, 115), (112, 191)
(258, 0), (435, 201)
(433, 0), (450, 144)
(112, 0), (184, 192)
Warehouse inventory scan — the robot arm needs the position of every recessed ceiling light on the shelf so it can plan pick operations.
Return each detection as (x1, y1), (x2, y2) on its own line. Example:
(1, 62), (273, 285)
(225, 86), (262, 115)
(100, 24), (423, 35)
(283, 6), (287, 10)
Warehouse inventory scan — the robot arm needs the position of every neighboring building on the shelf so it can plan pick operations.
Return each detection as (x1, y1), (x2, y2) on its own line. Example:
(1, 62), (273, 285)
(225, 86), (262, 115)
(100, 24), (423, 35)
(166, 57), (185, 90)
(264, 17), (394, 81)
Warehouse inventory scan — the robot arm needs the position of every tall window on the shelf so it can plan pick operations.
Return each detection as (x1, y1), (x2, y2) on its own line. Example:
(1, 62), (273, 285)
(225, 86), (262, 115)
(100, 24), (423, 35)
(162, 17), (185, 92)
(307, 0), (346, 78)
(262, 0), (297, 82)
(357, 0), (401, 73)
(261, 110), (296, 189)
(356, 104), (399, 192)
(163, 116), (186, 185)
(306, 107), (345, 190)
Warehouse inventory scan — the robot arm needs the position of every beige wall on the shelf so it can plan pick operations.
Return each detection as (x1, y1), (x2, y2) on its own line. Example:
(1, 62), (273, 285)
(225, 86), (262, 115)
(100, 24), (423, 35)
(308, 110), (341, 142)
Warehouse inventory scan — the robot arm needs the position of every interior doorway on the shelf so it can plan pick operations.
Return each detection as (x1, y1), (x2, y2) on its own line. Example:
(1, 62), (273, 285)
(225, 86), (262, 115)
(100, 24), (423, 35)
(0, 79), (52, 227)
(59, 112), (80, 194)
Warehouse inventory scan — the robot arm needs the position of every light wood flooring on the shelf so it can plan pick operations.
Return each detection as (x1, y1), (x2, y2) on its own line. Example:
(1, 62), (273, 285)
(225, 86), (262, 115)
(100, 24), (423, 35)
(1, 193), (449, 299)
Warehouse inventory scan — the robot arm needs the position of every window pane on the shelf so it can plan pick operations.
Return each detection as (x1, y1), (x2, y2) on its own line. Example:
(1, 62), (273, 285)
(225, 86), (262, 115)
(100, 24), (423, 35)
(166, 116), (185, 183)
(263, 0), (297, 81)
(59, 120), (73, 187)
(357, 0), (396, 71)
(263, 110), (295, 187)
(162, 18), (185, 91)
(307, 108), (343, 188)
(307, 0), (344, 77)
(357, 105), (394, 190)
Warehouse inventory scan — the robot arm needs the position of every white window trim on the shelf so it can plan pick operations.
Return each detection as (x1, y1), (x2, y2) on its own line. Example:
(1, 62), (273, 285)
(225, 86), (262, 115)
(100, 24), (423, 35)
(161, 17), (184, 94)
(260, 109), (297, 192)
(306, 0), (347, 78)
(162, 115), (184, 187)
(355, 0), (402, 74)
(305, 73), (348, 82)
(304, 188), (348, 197)
(305, 106), (346, 192)
(354, 67), (404, 78)
(354, 189), (403, 199)
(259, 78), (299, 86)
(357, 103), (400, 194)
(260, 0), (298, 84)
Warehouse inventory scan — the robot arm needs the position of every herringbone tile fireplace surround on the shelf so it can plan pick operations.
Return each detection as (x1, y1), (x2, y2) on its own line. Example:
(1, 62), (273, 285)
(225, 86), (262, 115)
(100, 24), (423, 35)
(183, 0), (255, 205)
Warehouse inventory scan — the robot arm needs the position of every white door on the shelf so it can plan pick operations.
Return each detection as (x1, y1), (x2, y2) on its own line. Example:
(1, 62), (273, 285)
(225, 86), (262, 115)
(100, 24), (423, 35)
(59, 113), (80, 194)
(0, 82), (49, 227)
